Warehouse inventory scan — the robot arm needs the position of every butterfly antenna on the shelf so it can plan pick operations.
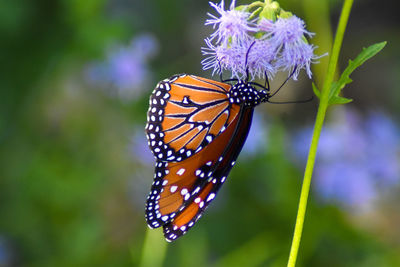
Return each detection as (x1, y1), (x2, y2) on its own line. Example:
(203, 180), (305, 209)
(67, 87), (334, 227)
(244, 41), (256, 82)
(269, 66), (297, 98)
(264, 71), (270, 91)
(267, 95), (314, 104)
(217, 59), (224, 82)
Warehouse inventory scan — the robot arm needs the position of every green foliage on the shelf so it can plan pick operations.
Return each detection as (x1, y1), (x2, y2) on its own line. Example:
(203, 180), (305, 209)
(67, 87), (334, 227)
(328, 41), (386, 104)
(312, 42), (387, 105)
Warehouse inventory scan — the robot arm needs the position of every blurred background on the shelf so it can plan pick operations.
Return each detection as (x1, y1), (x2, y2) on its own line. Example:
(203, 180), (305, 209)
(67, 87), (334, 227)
(0, 0), (399, 266)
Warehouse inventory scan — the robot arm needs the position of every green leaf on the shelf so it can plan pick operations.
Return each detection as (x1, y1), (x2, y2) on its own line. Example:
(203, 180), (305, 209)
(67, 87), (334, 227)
(328, 41), (386, 104)
(312, 82), (320, 98)
(329, 95), (353, 105)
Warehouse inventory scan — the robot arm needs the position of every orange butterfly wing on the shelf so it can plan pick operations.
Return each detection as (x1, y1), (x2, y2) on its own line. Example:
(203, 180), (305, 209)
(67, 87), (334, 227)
(162, 108), (254, 241)
(145, 74), (240, 162)
(145, 73), (254, 241)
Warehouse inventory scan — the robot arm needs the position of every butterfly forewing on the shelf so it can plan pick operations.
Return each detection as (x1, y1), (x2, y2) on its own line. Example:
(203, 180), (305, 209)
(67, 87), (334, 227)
(145, 74), (240, 162)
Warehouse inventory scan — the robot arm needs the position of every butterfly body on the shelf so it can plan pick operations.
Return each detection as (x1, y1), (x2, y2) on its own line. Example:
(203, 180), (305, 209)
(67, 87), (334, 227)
(145, 74), (268, 241)
(227, 80), (269, 107)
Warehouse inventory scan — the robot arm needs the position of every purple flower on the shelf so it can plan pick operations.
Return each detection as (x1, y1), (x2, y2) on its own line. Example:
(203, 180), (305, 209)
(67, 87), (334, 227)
(201, 37), (248, 78)
(202, 2), (322, 81)
(291, 109), (400, 212)
(277, 41), (318, 80)
(263, 16), (319, 80)
(257, 18), (275, 33)
(85, 33), (159, 101)
(263, 16), (313, 45)
(247, 39), (278, 79)
(206, 0), (256, 46)
(202, 37), (279, 80)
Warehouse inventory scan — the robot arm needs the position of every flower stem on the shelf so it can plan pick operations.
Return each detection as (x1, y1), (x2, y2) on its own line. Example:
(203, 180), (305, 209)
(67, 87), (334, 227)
(139, 228), (167, 267)
(286, 0), (354, 266)
(247, 1), (265, 12)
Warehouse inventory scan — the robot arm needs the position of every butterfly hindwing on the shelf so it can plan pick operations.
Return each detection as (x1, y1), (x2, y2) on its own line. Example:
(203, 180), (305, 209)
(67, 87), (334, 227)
(145, 104), (254, 241)
(145, 107), (240, 229)
(161, 107), (254, 241)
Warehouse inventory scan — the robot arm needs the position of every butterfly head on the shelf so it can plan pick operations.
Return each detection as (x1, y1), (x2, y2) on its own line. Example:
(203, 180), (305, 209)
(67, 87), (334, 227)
(228, 80), (270, 107)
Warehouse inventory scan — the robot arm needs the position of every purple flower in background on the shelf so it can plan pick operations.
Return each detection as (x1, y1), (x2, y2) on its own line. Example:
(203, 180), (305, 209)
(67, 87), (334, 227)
(130, 129), (155, 167)
(131, 34), (159, 61)
(365, 111), (400, 186)
(85, 33), (159, 101)
(241, 111), (269, 156)
(291, 109), (400, 212)
(128, 129), (155, 209)
(107, 47), (148, 93)
(316, 162), (377, 209)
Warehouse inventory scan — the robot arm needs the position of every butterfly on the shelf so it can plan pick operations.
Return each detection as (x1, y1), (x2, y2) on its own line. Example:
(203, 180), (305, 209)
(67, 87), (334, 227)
(144, 73), (271, 242)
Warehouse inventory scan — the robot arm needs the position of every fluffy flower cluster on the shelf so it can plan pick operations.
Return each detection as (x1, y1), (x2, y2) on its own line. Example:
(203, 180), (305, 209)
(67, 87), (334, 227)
(86, 33), (159, 100)
(202, 0), (320, 80)
(292, 109), (400, 212)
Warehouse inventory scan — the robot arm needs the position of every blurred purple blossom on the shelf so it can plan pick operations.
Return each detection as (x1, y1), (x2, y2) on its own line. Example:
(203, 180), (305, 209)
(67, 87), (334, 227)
(130, 129), (155, 167)
(291, 109), (400, 211)
(131, 34), (159, 61)
(0, 236), (14, 266)
(241, 111), (269, 157)
(127, 129), (155, 209)
(85, 33), (159, 101)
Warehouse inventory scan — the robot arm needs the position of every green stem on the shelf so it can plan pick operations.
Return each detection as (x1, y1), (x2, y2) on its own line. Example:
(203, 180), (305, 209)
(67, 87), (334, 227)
(247, 1), (264, 10)
(286, 0), (354, 266)
(246, 1), (265, 14)
(139, 228), (167, 267)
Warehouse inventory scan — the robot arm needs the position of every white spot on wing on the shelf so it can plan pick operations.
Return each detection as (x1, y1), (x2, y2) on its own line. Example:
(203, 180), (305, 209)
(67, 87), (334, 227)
(181, 188), (188, 195)
(177, 168), (185, 176)
(207, 193), (216, 202)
